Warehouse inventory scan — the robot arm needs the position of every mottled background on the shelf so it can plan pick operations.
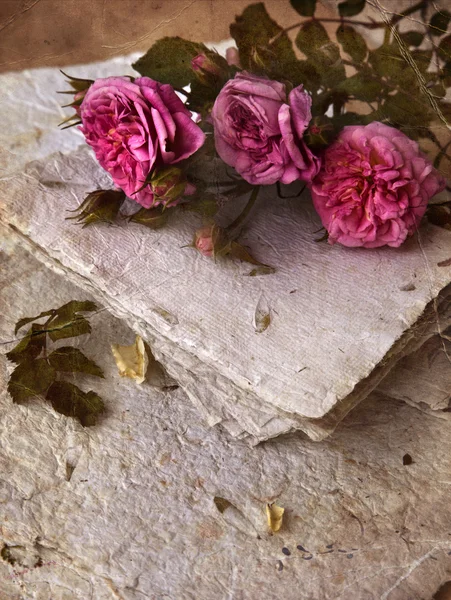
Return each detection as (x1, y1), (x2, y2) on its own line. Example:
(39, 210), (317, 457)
(0, 0), (343, 72)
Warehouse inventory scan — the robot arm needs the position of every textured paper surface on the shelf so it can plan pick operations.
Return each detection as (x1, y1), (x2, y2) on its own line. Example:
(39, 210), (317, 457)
(2, 231), (451, 600)
(1, 145), (451, 443)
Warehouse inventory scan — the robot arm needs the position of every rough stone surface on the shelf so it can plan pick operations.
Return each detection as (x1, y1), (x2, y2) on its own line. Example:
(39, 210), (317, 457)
(2, 229), (451, 600)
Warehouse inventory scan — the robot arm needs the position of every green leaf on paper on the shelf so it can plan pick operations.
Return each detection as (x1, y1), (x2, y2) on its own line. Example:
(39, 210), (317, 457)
(128, 206), (169, 229)
(7, 359), (56, 404)
(8, 300), (105, 426)
(55, 300), (98, 315)
(338, 0), (366, 17)
(48, 315), (91, 342)
(289, 0), (316, 17)
(46, 300), (97, 342)
(132, 37), (206, 88)
(48, 347), (104, 378)
(6, 324), (46, 364)
(429, 10), (451, 36)
(14, 310), (55, 335)
(247, 265), (277, 276)
(46, 381), (105, 427)
(336, 25), (367, 63)
(229, 241), (275, 272)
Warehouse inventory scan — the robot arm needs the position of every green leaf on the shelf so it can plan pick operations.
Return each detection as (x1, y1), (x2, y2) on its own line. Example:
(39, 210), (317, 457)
(14, 310), (55, 335)
(430, 10), (451, 36)
(247, 265), (277, 276)
(46, 381), (105, 427)
(7, 359), (55, 403)
(295, 21), (345, 87)
(48, 315), (91, 342)
(442, 61), (451, 87)
(338, 0), (366, 17)
(229, 3), (299, 83)
(336, 25), (367, 63)
(48, 347), (104, 378)
(56, 300), (98, 315)
(369, 43), (405, 80)
(411, 49), (432, 75)
(337, 72), (382, 102)
(128, 206), (169, 229)
(46, 300), (97, 341)
(228, 241), (275, 272)
(289, 0), (316, 17)
(399, 31), (424, 47)
(6, 324), (46, 364)
(438, 34), (451, 62)
(132, 37), (206, 88)
(381, 92), (433, 131)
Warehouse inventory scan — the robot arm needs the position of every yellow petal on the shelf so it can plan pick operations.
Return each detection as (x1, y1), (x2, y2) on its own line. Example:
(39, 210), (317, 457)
(111, 335), (148, 384)
(266, 502), (284, 532)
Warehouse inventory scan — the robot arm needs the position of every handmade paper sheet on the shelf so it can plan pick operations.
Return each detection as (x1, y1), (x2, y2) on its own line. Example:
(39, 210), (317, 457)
(2, 229), (451, 600)
(1, 145), (451, 442)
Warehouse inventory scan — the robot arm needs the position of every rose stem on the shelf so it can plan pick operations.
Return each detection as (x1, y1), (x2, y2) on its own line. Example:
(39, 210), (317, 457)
(226, 185), (260, 233)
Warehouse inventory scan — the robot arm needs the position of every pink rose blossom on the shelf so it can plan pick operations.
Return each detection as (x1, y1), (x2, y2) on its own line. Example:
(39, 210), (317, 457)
(211, 72), (320, 186)
(79, 76), (205, 208)
(310, 122), (446, 248)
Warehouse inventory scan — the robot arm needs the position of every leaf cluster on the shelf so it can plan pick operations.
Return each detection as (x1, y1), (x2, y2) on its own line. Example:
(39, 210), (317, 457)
(6, 301), (105, 426)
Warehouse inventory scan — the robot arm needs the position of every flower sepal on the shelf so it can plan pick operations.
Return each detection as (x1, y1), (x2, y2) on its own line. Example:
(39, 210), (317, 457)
(66, 189), (126, 228)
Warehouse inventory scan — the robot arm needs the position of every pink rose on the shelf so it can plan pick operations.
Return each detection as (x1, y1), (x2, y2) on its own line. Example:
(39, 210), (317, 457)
(310, 122), (446, 248)
(79, 76), (205, 208)
(211, 72), (320, 186)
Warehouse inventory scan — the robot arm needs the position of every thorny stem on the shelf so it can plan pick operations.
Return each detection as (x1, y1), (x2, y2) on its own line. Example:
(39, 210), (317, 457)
(226, 185), (260, 233)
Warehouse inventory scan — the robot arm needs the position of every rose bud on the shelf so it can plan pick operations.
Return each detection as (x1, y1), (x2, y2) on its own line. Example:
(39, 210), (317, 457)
(310, 122), (446, 248)
(194, 225), (216, 257)
(192, 54), (221, 76)
(191, 51), (229, 87)
(225, 47), (240, 67)
(150, 167), (196, 208)
(193, 224), (228, 258)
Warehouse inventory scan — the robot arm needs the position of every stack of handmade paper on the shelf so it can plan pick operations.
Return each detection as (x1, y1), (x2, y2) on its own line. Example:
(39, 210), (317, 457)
(1, 55), (450, 443)
(1, 143), (451, 443)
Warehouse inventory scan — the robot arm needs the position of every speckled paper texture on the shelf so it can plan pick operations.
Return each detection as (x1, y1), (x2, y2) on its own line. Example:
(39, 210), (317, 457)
(2, 231), (451, 600)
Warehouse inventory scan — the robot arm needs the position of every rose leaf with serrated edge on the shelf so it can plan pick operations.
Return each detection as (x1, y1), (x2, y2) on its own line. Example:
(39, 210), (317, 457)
(46, 381), (105, 427)
(7, 359), (56, 404)
(48, 347), (104, 378)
